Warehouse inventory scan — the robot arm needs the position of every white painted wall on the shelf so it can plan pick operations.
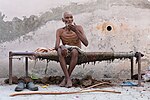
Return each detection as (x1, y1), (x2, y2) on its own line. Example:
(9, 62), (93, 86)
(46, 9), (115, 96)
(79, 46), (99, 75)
(0, 0), (150, 80)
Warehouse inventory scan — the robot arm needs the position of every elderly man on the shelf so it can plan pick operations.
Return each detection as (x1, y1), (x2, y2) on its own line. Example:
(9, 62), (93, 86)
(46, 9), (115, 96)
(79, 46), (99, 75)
(55, 11), (88, 88)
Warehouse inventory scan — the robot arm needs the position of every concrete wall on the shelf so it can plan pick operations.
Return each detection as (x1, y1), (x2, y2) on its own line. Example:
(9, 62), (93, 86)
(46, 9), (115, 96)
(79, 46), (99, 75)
(0, 0), (150, 79)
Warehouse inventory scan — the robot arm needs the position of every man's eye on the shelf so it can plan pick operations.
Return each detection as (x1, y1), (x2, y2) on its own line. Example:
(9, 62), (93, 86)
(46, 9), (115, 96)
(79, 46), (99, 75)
(65, 16), (73, 19)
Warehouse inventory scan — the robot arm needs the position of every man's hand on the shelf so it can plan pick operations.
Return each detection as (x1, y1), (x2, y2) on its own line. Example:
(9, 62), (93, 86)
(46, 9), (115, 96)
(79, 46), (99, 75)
(68, 23), (78, 32)
(60, 45), (68, 57)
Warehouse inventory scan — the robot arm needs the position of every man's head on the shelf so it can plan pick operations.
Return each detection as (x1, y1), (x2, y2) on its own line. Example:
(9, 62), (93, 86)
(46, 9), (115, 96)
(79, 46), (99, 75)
(62, 11), (73, 25)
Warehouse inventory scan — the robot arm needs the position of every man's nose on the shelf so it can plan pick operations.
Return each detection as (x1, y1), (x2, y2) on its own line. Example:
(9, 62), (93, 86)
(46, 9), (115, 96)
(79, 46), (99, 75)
(68, 18), (72, 20)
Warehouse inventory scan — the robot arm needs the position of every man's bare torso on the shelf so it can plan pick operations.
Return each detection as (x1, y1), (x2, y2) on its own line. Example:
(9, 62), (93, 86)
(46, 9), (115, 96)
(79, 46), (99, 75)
(59, 27), (81, 48)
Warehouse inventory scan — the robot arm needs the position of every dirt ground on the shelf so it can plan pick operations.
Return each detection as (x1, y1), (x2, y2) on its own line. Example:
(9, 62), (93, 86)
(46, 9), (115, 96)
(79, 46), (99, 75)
(0, 77), (150, 100)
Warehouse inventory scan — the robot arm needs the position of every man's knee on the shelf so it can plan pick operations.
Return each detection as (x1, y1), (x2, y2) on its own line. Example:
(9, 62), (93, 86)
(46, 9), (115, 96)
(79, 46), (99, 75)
(57, 48), (67, 57)
(71, 49), (78, 57)
(57, 48), (62, 56)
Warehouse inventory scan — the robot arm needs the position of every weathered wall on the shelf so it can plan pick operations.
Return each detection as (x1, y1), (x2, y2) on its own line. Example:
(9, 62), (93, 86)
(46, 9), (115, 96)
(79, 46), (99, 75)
(0, 0), (150, 79)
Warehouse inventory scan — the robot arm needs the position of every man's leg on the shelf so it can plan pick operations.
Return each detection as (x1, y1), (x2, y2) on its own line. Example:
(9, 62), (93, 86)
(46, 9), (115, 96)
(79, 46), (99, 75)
(57, 48), (71, 87)
(66, 49), (79, 87)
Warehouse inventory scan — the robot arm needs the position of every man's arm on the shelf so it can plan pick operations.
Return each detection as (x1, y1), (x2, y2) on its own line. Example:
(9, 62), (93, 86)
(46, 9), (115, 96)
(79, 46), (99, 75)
(55, 29), (68, 57)
(55, 29), (61, 51)
(69, 25), (88, 47)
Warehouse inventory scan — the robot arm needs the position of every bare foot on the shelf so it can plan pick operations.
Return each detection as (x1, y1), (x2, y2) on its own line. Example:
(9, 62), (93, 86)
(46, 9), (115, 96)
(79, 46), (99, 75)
(65, 79), (72, 88)
(59, 78), (66, 87)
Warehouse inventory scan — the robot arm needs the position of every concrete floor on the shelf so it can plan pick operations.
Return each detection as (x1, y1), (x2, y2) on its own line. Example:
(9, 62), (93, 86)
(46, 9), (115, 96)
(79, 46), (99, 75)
(0, 78), (150, 100)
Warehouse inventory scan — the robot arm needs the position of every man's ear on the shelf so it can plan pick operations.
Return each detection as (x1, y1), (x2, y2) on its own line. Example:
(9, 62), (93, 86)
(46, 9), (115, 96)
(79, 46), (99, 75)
(62, 18), (65, 22)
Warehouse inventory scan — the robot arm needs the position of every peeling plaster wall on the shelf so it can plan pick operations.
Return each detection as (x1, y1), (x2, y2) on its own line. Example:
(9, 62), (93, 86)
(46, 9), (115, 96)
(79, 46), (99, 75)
(0, 0), (150, 79)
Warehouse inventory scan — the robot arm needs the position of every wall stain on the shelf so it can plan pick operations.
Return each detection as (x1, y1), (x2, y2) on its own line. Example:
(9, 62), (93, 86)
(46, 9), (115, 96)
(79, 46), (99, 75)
(96, 21), (116, 33)
(96, 21), (130, 33)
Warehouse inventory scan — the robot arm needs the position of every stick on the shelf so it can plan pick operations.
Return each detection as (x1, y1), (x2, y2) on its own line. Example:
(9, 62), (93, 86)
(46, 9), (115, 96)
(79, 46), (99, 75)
(81, 82), (111, 90)
(10, 89), (121, 97)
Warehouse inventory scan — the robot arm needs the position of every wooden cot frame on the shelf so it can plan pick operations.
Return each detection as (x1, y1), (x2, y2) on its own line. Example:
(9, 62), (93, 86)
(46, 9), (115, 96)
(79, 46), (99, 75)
(8, 51), (143, 86)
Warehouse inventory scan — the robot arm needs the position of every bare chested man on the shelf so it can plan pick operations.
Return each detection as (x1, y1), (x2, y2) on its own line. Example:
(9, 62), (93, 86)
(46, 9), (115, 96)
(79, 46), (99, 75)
(55, 12), (88, 88)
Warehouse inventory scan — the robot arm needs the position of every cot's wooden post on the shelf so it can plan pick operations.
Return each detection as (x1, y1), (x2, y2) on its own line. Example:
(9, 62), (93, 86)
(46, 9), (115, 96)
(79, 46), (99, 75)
(25, 57), (28, 77)
(131, 57), (134, 79)
(137, 52), (142, 86)
(9, 51), (13, 85)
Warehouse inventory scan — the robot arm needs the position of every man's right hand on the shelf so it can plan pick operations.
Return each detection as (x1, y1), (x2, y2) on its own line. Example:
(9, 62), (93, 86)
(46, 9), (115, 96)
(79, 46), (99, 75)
(60, 45), (68, 57)
(68, 24), (77, 33)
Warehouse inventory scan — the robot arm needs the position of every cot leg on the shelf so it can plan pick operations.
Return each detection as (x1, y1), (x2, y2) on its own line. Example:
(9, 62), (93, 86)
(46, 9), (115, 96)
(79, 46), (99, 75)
(137, 52), (141, 86)
(131, 57), (134, 79)
(9, 51), (13, 85)
(25, 57), (28, 77)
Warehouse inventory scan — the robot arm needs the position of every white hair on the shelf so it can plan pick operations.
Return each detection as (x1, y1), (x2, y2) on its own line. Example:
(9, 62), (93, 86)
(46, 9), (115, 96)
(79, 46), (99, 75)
(62, 11), (73, 18)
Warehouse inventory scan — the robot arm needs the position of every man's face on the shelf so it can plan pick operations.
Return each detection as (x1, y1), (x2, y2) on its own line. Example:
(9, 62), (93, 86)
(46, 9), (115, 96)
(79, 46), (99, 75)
(63, 13), (73, 25)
